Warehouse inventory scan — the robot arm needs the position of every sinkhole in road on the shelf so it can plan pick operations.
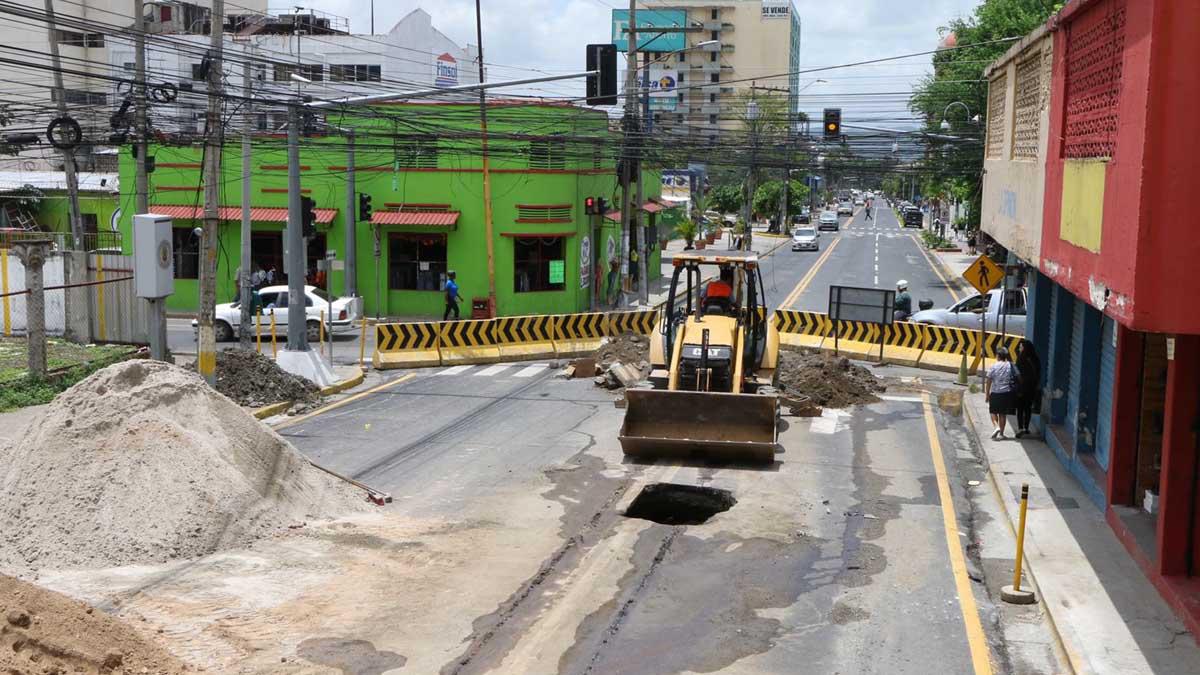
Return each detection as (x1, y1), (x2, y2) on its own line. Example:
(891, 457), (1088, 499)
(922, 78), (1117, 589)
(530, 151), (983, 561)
(623, 483), (736, 525)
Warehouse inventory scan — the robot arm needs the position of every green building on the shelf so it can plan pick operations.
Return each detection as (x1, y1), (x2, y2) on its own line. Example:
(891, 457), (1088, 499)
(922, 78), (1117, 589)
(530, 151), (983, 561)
(114, 101), (669, 317)
(0, 172), (121, 251)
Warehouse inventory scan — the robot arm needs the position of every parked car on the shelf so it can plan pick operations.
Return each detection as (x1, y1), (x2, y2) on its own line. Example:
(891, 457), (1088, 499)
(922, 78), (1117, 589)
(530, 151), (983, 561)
(791, 226), (819, 252)
(903, 208), (924, 228)
(836, 202), (853, 216)
(910, 287), (1027, 336)
(192, 284), (362, 342)
(818, 210), (840, 231)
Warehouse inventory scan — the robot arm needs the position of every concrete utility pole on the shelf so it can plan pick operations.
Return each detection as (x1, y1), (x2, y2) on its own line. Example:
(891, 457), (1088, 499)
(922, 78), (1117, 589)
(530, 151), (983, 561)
(636, 50), (648, 305)
(344, 128), (356, 297)
(239, 53), (253, 349)
(744, 95), (760, 249)
(779, 163), (789, 234)
(286, 103), (306, 350)
(197, 0), (224, 384)
(13, 240), (51, 378)
(619, 0), (638, 304)
(43, 0), (84, 251)
(133, 0), (166, 361)
(474, 0), (496, 316)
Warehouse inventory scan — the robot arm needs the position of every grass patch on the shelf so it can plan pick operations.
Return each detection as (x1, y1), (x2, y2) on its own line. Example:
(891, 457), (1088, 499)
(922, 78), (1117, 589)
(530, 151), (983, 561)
(919, 230), (954, 250)
(0, 338), (136, 411)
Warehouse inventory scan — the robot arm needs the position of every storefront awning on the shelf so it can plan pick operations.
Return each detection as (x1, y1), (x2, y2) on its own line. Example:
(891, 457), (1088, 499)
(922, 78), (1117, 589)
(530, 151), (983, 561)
(371, 211), (460, 227)
(641, 201), (667, 213)
(149, 204), (337, 224)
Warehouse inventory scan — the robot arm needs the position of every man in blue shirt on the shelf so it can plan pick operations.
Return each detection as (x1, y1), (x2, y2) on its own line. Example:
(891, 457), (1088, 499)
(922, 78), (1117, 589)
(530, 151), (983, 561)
(444, 270), (463, 321)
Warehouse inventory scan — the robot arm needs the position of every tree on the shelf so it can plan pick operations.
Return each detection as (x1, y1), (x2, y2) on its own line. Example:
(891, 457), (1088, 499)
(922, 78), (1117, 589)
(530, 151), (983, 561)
(708, 184), (743, 214)
(753, 179), (809, 221)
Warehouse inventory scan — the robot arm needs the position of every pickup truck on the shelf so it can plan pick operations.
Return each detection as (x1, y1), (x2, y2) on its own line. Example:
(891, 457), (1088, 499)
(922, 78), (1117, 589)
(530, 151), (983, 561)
(910, 287), (1028, 336)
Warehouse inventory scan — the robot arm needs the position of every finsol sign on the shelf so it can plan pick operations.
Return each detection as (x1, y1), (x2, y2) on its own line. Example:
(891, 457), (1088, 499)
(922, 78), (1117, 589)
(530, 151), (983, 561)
(436, 53), (458, 87)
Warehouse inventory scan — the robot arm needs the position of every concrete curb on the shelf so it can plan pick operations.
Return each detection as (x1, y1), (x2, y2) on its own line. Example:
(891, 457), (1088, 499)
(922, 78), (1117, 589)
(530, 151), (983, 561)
(252, 366), (365, 420)
(960, 395), (1080, 674)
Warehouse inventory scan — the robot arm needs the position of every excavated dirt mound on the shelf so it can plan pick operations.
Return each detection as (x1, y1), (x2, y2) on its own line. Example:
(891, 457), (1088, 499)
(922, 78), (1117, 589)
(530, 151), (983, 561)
(0, 360), (364, 571)
(777, 348), (885, 408)
(595, 333), (651, 367)
(1, 573), (189, 673)
(189, 348), (320, 408)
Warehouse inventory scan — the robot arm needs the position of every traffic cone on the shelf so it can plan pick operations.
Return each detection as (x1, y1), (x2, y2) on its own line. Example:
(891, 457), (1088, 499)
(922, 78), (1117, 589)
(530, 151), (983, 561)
(955, 350), (969, 386)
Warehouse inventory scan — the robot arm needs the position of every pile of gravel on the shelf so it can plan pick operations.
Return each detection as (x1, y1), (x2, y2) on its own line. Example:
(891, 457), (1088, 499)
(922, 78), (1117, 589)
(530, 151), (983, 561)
(596, 333), (651, 367)
(777, 348), (885, 408)
(0, 360), (364, 571)
(190, 348), (320, 408)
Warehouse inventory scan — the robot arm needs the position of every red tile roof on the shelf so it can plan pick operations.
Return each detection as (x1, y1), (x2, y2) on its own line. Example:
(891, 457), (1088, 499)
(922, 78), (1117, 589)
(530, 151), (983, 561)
(370, 211), (460, 226)
(149, 205), (337, 224)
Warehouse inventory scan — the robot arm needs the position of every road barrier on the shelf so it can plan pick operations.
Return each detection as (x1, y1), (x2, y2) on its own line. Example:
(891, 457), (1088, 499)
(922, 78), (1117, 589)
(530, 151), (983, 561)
(494, 314), (557, 361)
(374, 321), (441, 368)
(609, 309), (657, 336)
(439, 318), (500, 364)
(554, 312), (608, 356)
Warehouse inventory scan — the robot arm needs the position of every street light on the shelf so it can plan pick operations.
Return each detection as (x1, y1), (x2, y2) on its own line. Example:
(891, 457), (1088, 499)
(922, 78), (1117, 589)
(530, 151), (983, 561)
(940, 101), (979, 131)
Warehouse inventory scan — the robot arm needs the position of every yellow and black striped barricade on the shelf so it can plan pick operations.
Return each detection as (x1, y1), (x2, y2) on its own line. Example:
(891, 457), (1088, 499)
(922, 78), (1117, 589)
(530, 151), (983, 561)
(439, 318), (500, 364)
(830, 319), (883, 361)
(493, 314), (558, 361)
(373, 321), (441, 369)
(774, 309), (832, 349)
(920, 324), (982, 373)
(554, 312), (608, 357)
(881, 320), (927, 367)
(608, 309), (659, 336)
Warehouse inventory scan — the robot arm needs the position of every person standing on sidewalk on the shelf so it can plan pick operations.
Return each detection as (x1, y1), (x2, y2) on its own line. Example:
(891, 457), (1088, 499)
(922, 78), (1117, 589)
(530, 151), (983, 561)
(443, 271), (463, 321)
(985, 346), (1018, 438)
(1014, 339), (1042, 437)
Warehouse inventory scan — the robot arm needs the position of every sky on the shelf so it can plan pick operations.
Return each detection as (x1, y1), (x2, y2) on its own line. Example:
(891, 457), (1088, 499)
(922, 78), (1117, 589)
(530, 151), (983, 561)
(300, 0), (986, 129)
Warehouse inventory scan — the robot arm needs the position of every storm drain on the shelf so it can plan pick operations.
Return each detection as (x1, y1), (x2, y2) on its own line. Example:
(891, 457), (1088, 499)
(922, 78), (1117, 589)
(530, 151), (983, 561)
(623, 483), (736, 525)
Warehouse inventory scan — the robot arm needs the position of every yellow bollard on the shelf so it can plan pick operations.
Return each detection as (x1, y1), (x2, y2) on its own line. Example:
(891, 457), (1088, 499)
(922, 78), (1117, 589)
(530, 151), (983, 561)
(359, 316), (368, 367)
(1002, 483), (1037, 604)
(95, 254), (107, 341)
(256, 308), (262, 353)
(1, 248), (10, 336)
(319, 309), (325, 350)
(270, 312), (278, 359)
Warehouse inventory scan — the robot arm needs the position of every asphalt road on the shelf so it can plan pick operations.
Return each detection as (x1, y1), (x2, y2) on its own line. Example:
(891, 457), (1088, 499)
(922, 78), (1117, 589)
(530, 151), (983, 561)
(167, 317), (371, 366)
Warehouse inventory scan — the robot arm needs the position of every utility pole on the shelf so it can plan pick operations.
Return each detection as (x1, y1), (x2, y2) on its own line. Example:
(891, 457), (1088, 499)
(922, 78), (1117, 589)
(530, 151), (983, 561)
(344, 128), (356, 297)
(197, 0), (224, 384)
(475, 0), (496, 316)
(743, 94), (760, 249)
(133, 0), (166, 360)
(619, 0), (638, 304)
(43, 0), (83, 251)
(286, 103), (306, 349)
(636, 51), (648, 305)
(238, 51), (253, 349)
(779, 162), (789, 234)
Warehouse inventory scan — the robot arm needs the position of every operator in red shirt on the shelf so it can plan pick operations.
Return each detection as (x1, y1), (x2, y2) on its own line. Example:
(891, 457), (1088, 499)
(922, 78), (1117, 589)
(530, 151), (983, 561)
(702, 265), (736, 314)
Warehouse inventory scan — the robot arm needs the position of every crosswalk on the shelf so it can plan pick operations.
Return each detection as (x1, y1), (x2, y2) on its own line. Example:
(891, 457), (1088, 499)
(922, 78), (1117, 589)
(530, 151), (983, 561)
(431, 362), (552, 379)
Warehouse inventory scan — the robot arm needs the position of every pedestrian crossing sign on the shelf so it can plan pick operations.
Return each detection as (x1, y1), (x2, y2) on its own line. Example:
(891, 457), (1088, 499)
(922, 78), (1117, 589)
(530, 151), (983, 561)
(962, 255), (1003, 295)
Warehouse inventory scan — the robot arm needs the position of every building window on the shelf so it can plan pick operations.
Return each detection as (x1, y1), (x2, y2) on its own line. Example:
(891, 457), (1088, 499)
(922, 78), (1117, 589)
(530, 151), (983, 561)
(172, 227), (199, 279)
(160, 5), (172, 21)
(710, 52), (717, 62)
(81, 213), (98, 234)
(273, 63), (323, 82)
(711, 9), (718, 19)
(191, 63), (207, 81)
(395, 140), (439, 168)
(514, 237), (565, 293)
(1011, 53), (1043, 160)
(709, 93), (716, 103)
(53, 89), (106, 105)
(516, 205), (572, 223)
(330, 64), (382, 82)
(985, 72), (1007, 159)
(678, 72), (684, 83)
(678, 52), (685, 63)
(709, 73), (718, 83)
(528, 136), (566, 170)
(388, 233), (447, 291)
(708, 114), (718, 125)
(56, 31), (104, 47)
(711, 31), (718, 41)
(122, 62), (135, 72)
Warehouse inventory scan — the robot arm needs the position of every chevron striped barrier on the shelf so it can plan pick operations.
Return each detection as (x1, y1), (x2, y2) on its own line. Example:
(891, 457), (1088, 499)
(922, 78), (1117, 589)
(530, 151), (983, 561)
(555, 312), (608, 356)
(609, 309), (659, 336)
(374, 321), (442, 369)
(439, 318), (500, 364)
(494, 314), (557, 360)
(774, 310), (833, 336)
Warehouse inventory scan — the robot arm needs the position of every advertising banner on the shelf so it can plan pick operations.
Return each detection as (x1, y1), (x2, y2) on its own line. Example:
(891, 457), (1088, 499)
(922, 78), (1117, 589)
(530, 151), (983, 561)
(611, 9), (689, 51)
(761, 0), (791, 20)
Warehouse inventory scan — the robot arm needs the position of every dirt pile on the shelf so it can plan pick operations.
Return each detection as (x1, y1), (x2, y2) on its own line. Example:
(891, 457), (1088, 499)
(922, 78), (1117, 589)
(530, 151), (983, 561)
(593, 333), (651, 390)
(0, 360), (364, 571)
(189, 348), (319, 408)
(777, 348), (884, 408)
(1, 573), (189, 673)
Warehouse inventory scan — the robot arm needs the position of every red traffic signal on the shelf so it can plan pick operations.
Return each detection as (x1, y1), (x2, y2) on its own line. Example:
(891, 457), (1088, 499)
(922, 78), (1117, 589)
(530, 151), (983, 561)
(584, 196), (597, 215)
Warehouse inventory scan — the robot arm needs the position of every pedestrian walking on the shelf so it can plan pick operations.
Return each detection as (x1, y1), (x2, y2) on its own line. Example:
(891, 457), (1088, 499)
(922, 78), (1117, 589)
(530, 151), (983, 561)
(984, 346), (1018, 439)
(443, 270), (463, 321)
(1014, 339), (1042, 437)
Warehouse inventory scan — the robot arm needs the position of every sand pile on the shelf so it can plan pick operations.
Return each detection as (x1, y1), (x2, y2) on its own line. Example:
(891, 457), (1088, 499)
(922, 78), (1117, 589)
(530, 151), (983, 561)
(0, 360), (363, 571)
(189, 348), (320, 408)
(1, 573), (189, 673)
(777, 348), (885, 408)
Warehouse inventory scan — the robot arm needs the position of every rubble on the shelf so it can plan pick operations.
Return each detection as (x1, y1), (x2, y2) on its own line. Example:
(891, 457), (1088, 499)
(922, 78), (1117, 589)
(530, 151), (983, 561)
(189, 348), (320, 409)
(0, 360), (365, 571)
(592, 333), (653, 391)
(777, 348), (884, 408)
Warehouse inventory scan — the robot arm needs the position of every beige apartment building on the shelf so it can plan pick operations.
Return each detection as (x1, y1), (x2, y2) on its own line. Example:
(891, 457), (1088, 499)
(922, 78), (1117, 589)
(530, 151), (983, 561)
(640, 0), (801, 141)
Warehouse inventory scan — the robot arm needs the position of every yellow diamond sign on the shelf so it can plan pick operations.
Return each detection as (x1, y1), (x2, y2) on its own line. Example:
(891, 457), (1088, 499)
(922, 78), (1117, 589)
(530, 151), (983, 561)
(962, 255), (1003, 295)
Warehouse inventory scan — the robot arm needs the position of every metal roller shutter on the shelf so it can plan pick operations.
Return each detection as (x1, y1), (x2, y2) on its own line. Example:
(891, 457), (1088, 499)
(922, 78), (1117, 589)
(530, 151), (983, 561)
(1066, 298), (1084, 438)
(1094, 316), (1116, 470)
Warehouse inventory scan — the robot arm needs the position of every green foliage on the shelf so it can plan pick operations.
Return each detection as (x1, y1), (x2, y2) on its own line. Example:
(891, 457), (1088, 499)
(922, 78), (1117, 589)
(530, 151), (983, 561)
(920, 229), (955, 250)
(752, 179), (811, 219)
(674, 218), (699, 243)
(0, 353), (128, 412)
(708, 184), (743, 213)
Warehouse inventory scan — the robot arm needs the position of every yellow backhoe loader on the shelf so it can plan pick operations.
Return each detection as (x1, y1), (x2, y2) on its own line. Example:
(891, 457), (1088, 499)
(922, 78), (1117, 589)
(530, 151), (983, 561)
(619, 250), (780, 463)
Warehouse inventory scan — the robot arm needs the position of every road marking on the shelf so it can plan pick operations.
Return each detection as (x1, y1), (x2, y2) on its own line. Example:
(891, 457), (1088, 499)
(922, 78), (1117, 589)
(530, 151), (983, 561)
(273, 373), (417, 430)
(879, 394), (924, 402)
(436, 364), (473, 376)
(779, 236), (841, 309)
(514, 364), (549, 378)
(474, 364), (512, 377)
(912, 234), (962, 302)
(921, 392), (994, 675)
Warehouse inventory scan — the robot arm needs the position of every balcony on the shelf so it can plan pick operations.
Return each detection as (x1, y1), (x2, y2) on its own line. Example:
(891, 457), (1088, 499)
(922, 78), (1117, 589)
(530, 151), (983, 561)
(701, 104), (722, 116)
(701, 84), (721, 95)
(699, 41), (722, 52)
(696, 61), (729, 73)
(702, 21), (734, 32)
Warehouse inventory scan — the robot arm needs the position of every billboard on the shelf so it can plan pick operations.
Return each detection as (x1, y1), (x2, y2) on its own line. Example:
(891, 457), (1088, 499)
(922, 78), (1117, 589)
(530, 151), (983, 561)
(435, 53), (458, 87)
(761, 0), (791, 20)
(611, 9), (689, 52)
(647, 63), (677, 111)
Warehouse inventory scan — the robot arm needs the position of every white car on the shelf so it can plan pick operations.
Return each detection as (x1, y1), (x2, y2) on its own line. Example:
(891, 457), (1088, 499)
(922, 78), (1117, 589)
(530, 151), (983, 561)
(192, 285), (361, 342)
(910, 288), (1028, 336)
(818, 211), (840, 231)
(836, 202), (853, 216)
(791, 227), (819, 251)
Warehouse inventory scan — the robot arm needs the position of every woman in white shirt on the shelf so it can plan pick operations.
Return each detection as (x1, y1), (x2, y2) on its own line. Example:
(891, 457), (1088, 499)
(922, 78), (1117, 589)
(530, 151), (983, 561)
(984, 346), (1019, 439)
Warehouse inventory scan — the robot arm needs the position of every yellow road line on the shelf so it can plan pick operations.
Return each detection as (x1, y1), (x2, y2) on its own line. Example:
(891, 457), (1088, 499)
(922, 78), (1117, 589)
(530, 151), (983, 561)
(273, 373), (416, 430)
(779, 236), (841, 309)
(912, 235), (962, 302)
(921, 392), (994, 675)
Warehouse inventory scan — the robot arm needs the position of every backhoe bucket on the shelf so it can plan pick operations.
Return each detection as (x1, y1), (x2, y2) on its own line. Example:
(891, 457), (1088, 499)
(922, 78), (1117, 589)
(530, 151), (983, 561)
(619, 389), (778, 464)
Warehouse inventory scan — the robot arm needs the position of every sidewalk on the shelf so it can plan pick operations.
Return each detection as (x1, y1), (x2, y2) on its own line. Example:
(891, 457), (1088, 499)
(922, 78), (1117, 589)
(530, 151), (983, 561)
(962, 392), (1200, 673)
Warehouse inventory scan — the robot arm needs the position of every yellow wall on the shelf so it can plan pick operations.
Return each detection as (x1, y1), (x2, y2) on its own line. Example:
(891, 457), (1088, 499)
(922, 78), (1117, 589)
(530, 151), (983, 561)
(1059, 159), (1107, 253)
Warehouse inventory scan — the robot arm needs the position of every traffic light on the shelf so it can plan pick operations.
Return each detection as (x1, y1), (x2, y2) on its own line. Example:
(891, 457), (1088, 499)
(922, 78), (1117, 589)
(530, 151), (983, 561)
(358, 193), (373, 222)
(301, 196), (316, 238)
(823, 108), (842, 139)
(596, 196), (609, 215)
(585, 44), (618, 106)
(584, 196), (597, 215)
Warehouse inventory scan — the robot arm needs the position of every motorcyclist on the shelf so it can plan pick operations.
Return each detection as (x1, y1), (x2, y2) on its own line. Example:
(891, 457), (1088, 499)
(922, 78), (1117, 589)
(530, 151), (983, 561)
(894, 280), (913, 321)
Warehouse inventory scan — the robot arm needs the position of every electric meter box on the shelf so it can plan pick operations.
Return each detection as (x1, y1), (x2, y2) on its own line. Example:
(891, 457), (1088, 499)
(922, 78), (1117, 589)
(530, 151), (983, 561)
(133, 213), (174, 298)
